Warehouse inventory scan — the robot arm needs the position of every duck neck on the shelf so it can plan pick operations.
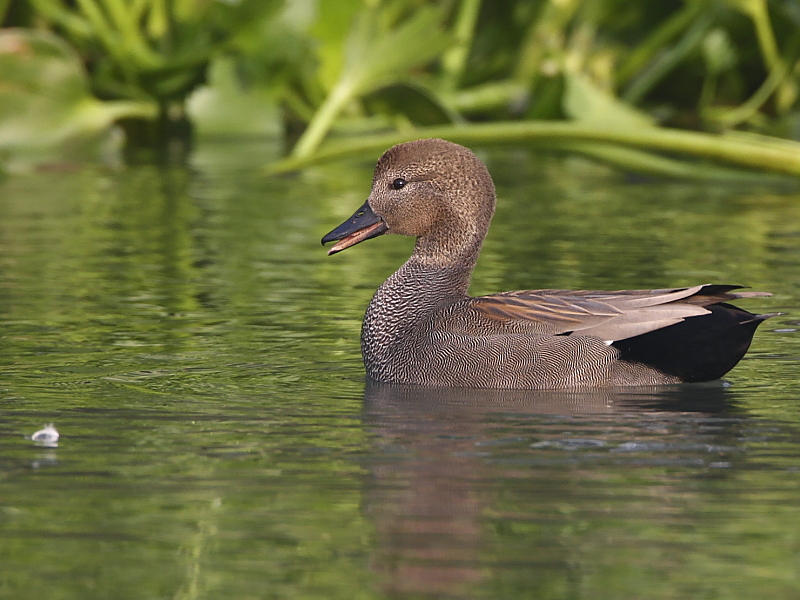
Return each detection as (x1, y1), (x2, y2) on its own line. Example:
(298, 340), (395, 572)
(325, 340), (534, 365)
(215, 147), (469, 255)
(367, 224), (486, 322)
(409, 218), (486, 278)
(361, 245), (478, 379)
(367, 252), (476, 324)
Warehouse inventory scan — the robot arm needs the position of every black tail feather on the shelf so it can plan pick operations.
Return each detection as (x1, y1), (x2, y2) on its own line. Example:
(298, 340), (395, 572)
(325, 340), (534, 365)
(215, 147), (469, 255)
(613, 303), (776, 382)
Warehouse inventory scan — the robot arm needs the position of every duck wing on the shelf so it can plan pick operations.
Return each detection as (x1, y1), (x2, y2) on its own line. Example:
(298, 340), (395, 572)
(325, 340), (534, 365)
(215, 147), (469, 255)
(471, 284), (771, 342)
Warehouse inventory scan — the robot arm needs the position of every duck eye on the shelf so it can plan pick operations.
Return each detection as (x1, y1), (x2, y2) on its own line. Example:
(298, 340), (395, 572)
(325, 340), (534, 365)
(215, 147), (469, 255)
(391, 178), (407, 190)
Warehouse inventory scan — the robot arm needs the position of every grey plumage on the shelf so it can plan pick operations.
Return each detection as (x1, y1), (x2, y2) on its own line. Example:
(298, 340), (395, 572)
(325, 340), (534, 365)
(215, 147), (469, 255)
(323, 138), (776, 390)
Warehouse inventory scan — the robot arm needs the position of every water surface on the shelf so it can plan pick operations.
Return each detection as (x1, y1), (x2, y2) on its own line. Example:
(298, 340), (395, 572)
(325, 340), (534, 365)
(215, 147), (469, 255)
(1, 144), (799, 599)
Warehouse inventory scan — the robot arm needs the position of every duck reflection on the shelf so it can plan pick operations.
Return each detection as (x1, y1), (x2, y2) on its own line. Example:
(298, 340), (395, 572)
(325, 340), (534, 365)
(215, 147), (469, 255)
(360, 380), (735, 597)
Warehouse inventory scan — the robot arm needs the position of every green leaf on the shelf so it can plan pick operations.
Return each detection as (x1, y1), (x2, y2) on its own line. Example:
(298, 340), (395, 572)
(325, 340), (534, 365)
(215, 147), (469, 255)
(363, 82), (461, 127)
(311, 0), (363, 92)
(341, 5), (451, 97)
(186, 57), (281, 139)
(563, 73), (656, 128)
(0, 29), (155, 158)
(290, 4), (453, 159)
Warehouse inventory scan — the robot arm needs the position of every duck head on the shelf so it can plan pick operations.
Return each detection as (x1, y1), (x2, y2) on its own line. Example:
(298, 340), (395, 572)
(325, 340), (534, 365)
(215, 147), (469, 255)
(322, 138), (496, 263)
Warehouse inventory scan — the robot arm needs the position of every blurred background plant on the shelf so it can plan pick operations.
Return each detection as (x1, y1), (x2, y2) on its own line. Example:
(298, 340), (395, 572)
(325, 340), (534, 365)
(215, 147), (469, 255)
(2, 0), (800, 175)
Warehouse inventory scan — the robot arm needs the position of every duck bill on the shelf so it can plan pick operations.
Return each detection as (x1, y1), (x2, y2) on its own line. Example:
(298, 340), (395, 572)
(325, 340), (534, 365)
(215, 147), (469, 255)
(321, 201), (388, 255)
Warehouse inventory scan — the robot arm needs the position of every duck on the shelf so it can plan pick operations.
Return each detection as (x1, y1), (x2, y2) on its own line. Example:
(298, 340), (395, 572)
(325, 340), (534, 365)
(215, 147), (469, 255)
(322, 138), (776, 389)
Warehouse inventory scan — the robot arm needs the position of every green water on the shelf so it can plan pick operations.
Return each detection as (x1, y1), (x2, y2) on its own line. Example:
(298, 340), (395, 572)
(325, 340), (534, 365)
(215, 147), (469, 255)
(1, 144), (799, 599)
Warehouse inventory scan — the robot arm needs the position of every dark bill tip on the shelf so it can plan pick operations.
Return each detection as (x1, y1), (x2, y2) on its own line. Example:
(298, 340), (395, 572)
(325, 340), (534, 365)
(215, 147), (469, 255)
(322, 201), (388, 254)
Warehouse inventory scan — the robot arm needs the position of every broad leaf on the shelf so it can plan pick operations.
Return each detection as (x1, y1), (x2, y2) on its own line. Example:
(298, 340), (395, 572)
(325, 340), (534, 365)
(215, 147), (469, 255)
(0, 28), (154, 159)
(563, 74), (656, 128)
(186, 57), (281, 138)
(364, 82), (461, 127)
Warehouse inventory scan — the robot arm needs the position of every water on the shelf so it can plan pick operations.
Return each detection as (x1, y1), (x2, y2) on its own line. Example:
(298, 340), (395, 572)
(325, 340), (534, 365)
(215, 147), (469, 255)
(1, 144), (799, 599)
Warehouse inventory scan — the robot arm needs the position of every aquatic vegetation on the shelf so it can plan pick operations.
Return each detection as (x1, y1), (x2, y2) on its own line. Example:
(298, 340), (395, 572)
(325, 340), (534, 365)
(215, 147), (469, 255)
(2, 0), (800, 176)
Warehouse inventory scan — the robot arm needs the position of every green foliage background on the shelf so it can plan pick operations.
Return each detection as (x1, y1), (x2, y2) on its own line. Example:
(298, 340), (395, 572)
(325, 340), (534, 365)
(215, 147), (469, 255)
(2, 0), (800, 175)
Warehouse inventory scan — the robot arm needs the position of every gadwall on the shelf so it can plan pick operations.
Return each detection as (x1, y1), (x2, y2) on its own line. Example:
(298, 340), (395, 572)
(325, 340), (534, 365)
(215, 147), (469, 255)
(322, 138), (776, 389)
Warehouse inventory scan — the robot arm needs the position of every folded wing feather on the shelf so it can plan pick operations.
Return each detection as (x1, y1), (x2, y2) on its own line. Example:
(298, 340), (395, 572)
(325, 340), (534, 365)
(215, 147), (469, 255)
(470, 285), (738, 342)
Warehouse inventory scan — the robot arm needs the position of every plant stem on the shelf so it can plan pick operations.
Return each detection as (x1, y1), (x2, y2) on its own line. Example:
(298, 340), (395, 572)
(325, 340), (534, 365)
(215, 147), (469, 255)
(452, 81), (528, 114)
(74, 0), (130, 72)
(103, 0), (161, 68)
(514, 0), (582, 85)
(622, 13), (713, 104)
(290, 80), (355, 159)
(713, 62), (787, 126)
(441, 0), (482, 91)
(268, 121), (800, 178)
(549, 141), (782, 181)
(27, 0), (94, 40)
(743, 0), (781, 70)
(616, 1), (705, 85)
